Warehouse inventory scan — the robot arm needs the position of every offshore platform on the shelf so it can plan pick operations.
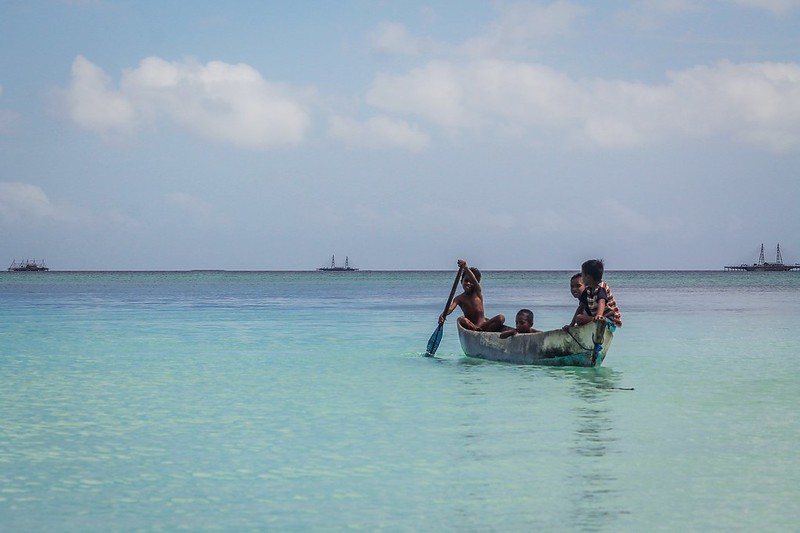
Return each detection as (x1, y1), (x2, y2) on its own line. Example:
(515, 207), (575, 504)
(724, 243), (800, 272)
(318, 255), (358, 272)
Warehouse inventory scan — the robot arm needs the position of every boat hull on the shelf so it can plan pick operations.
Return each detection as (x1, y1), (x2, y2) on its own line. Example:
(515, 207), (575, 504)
(457, 321), (613, 367)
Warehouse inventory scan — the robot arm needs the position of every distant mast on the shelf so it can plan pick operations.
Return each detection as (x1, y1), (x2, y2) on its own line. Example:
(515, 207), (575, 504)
(724, 243), (799, 272)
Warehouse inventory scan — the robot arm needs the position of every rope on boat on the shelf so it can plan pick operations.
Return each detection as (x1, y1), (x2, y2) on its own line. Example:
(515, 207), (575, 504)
(566, 329), (592, 351)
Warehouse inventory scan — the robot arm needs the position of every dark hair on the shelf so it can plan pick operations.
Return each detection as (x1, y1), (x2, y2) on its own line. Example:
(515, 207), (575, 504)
(581, 259), (604, 281)
(570, 272), (582, 281)
(517, 309), (533, 323)
(462, 266), (481, 283)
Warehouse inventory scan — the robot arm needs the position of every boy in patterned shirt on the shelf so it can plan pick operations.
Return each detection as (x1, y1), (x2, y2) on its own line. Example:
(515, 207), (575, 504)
(565, 259), (622, 329)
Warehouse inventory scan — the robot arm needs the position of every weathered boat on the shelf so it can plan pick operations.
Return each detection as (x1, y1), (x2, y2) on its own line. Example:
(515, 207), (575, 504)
(457, 320), (614, 367)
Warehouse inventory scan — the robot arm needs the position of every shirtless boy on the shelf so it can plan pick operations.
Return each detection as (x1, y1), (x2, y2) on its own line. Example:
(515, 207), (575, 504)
(439, 259), (505, 332)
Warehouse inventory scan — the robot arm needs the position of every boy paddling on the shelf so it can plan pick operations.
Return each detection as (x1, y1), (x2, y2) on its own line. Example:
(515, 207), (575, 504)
(439, 259), (506, 332)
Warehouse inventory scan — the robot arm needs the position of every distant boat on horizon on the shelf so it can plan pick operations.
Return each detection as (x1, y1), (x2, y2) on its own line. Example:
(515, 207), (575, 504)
(8, 259), (49, 272)
(724, 243), (799, 272)
(318, 255), (358, 272)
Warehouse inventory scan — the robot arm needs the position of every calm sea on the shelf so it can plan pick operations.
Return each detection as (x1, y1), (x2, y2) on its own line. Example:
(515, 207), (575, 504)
(1, 270), (799, 531)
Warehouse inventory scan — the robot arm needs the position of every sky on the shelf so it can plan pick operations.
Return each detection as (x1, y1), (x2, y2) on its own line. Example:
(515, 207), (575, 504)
(2, 0), (800, 270)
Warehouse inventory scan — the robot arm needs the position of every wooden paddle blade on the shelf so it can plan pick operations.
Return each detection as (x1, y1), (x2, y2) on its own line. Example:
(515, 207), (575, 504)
(426, 324), (444, 356)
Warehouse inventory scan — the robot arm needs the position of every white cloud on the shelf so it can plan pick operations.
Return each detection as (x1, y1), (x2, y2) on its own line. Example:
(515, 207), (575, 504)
(370, 1), (585, 60)
(367, 61), (476, 130)
(664, 61), (800, 150)
(63, 55), (311, 149)
(616, 0), (702, 30)
(328, 115), (431, 151)
(366, 59), (800, 151)
(370, 22), (434, 56)
(67, 56), (136, 131)
(462, 0), (587, 57)
(0, 182), (86, 224)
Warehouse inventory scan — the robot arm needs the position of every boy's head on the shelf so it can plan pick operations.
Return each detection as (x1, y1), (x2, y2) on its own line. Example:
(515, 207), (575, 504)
(515, 309), (534, 332)
(569, 272), (584, 299)
(581, 259), (604, 286)
(461, 267), (481, 292)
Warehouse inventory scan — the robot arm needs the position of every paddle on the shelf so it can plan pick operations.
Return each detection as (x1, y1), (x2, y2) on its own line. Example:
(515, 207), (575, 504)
(426, 266), (464, 356)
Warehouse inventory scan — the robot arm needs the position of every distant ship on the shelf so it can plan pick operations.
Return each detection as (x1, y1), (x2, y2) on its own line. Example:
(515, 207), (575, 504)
(724, 244), (799, 272)
(318, 255), (358, 272)
(8, 259), (50, 272)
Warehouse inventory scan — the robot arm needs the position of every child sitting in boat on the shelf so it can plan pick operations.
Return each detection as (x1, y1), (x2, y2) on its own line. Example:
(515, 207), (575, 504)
(569, 272), (584, 300)
(565, 259), (622, 329)
(439, 259), (506, 332)
(500, 309), (542, 338)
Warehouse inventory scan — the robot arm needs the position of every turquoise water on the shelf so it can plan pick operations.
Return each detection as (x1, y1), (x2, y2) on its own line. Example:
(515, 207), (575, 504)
(1, 270), (799, 531)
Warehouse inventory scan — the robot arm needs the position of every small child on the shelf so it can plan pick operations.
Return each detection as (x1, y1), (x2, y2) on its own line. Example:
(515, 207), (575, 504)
(565, 259), (622, 329)
(500, 309), (542, 338)
(439, 259), (506, 332)
(569, 272), (584, 300)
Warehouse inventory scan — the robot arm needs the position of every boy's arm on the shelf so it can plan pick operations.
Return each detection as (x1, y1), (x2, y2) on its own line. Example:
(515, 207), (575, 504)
(593, 286), (609, 321)
(564, 304), (582, 329)
(499, 329), (517, 339)
(593, 298), (607, 321)
(439, 295), (462, 324)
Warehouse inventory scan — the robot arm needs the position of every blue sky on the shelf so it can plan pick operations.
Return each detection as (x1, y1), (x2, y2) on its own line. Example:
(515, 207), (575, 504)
(2, 0), (799, 270)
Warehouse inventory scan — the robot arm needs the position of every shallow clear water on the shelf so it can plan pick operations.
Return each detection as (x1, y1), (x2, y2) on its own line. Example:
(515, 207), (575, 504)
(1, 270), (799, 531)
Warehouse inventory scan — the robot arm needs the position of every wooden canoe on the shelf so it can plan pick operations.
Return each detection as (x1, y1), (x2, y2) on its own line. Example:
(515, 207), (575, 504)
(457, 320), (614, 367)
